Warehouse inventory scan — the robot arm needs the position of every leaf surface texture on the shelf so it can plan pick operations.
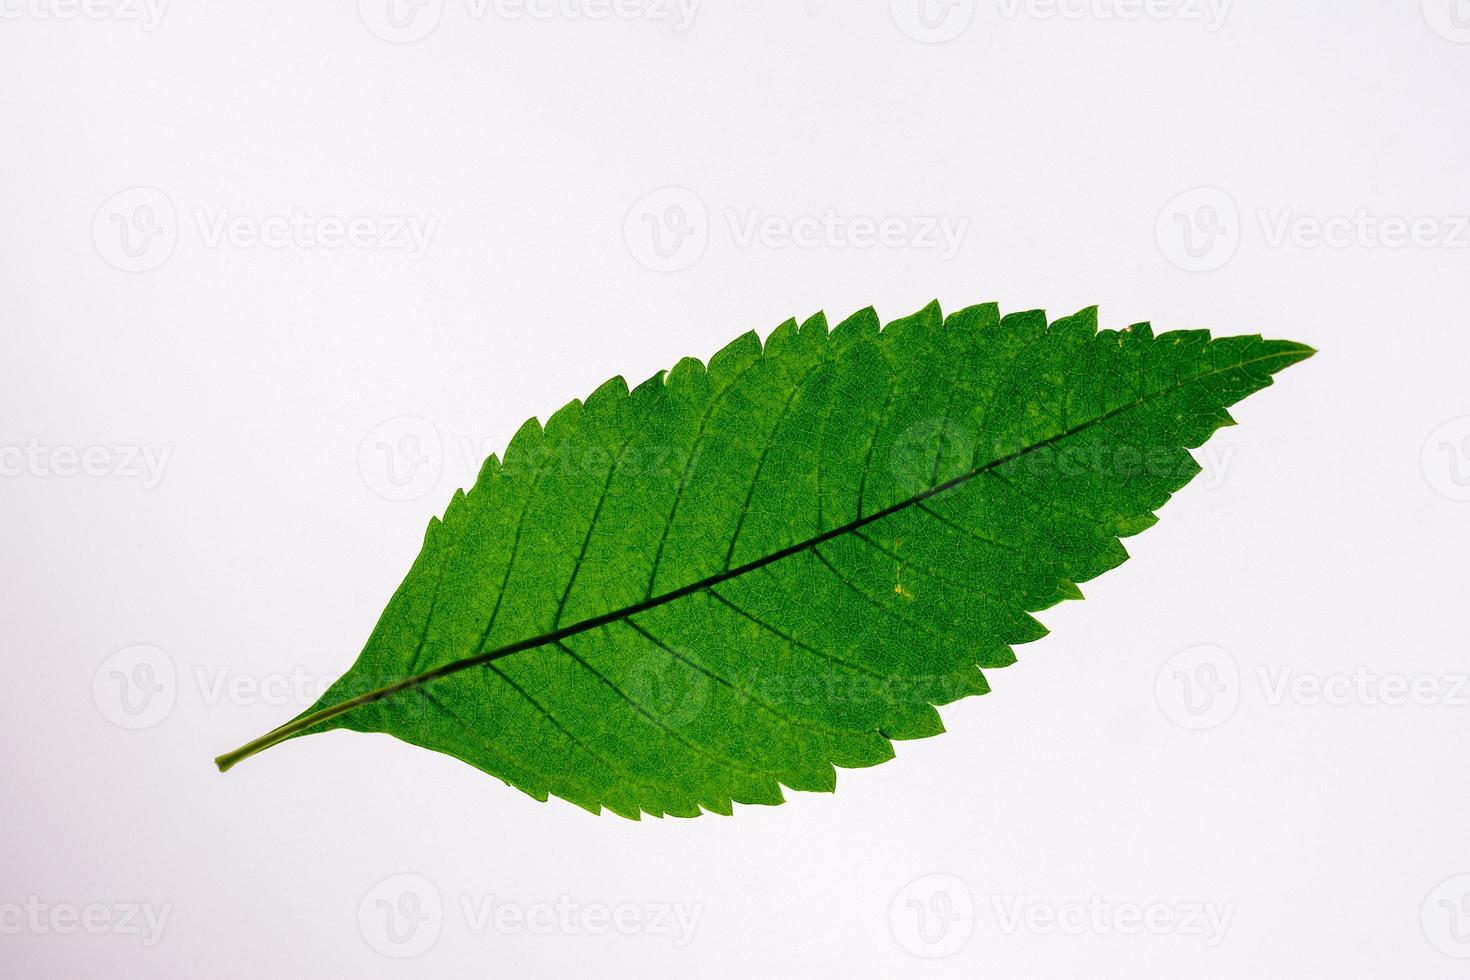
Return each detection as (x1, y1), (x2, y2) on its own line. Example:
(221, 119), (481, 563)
(224, 302), (1312, 817)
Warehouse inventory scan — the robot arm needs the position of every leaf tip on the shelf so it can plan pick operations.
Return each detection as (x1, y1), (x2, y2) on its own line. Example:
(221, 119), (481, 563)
(1277, 340), (1317, 362)
(1250, 338), (1317, 378)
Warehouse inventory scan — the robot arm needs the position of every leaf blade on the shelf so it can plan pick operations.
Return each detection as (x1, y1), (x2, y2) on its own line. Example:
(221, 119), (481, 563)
(216, 303), (1312, 818)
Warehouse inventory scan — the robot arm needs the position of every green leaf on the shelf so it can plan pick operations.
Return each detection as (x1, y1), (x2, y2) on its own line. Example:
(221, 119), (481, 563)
(216, 302), (1313, 818)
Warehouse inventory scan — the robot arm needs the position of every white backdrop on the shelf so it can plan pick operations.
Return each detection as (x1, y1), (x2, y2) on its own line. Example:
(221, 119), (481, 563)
(4, 2), (1470, 977)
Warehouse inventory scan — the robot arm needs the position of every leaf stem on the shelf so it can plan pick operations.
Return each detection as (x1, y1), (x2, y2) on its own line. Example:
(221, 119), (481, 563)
(213, 678), (417, 771)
